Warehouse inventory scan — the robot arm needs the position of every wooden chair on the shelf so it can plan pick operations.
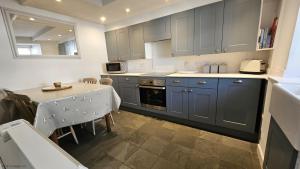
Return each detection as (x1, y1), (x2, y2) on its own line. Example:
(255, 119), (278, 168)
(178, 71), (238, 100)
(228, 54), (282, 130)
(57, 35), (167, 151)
(90, 78), (115, 136)
(57, 127), (79, 144)
(82, 78), (97, 84)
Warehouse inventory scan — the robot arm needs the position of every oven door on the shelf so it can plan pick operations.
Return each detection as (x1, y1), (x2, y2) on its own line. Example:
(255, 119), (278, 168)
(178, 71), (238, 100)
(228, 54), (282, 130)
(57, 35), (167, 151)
(139, 85), (166, 111)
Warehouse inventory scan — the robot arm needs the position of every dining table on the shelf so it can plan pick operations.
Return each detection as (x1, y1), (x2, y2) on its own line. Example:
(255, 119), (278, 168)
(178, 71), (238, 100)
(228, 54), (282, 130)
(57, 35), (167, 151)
(16, 82), (121, 144)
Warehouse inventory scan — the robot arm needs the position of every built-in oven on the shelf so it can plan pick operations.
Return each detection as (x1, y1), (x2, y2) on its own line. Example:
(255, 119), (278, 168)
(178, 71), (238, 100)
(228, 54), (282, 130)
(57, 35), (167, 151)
(139, 79), (166, 111)
(105, 62), (127, 74)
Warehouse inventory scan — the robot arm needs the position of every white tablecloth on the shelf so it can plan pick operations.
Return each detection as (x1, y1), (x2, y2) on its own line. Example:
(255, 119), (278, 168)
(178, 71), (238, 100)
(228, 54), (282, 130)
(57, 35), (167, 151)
(17, 83), (121, 137)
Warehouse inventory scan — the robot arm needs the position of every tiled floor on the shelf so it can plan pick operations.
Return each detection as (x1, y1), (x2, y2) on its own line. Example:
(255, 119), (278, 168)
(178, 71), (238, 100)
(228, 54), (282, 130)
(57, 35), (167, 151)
(60, 111), (262, 169)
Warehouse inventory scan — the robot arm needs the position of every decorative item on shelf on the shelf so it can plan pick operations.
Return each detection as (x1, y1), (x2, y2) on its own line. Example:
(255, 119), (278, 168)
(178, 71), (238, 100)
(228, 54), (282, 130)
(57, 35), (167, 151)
(258, 17), (278, 49)
(53, 82), (62, 88)
(202, 64), (210, 73)
(218, 63), (227, 73)
(210, 64), (219, 74)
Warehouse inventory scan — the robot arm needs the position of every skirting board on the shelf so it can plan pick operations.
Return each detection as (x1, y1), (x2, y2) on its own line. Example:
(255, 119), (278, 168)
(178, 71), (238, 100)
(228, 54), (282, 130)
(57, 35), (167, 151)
(257, 144), (264, 169)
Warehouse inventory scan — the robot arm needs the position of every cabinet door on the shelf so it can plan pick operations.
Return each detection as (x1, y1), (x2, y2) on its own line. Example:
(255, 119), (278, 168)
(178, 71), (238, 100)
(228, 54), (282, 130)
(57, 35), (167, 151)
(119, 82), (140, 107)
(129, 24), (145, 60)
(188, 88), (217, 125)
(116, 27), (131, 60)
(166, 86), (188, 119)
(194, 2), (223, 55)
(216, 79), (262, 133)
(143, 16), (171, 42)
(222, 0), (261, 52)
(264, 118), (298, 169)
(171, 10), (194, 56)
(105, 31), (118, 61)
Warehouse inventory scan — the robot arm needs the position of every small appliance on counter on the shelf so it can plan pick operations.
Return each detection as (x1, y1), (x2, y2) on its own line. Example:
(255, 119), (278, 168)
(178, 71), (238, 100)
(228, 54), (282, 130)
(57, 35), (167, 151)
(105, 62), (127, 74)
(239, 60), (267, 74)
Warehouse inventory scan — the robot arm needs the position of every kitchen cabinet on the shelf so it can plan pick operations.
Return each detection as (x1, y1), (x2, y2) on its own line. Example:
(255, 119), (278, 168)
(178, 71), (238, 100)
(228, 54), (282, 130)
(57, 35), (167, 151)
(222, 0), (261, 53)
(100, 75), (120, 94)
(129, 24), (145, 60)
(166, 86), (189, 119)
(188, 88), (217, 125)
(143, 16), (171, 42)
(194, 2), (223, 55)
(264, 118), (297, 169)
(118, 76), (140, 107)
(167, 78), (218, 124)
(216, 79), (262, 133)
(116, 27), (131, 60)
(171, 9), (195, 56)
(105, 31), (118, 61)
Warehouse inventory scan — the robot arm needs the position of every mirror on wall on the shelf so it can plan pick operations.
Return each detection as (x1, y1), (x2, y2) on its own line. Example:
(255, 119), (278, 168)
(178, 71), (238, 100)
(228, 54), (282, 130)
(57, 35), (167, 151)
(3, 9), (80, 58)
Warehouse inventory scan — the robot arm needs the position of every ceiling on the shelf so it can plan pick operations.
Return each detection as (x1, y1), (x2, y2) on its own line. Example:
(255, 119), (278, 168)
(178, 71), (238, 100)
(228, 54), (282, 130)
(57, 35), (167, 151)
(17, 0), (183, 25)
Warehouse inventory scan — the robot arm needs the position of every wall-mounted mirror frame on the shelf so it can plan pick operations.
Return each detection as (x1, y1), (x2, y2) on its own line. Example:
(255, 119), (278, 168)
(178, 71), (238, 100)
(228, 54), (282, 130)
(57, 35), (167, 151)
(1, 8), (81, 59)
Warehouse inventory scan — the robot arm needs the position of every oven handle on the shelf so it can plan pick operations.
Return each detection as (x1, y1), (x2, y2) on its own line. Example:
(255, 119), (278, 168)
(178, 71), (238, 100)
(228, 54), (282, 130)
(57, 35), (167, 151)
(139, 85), (166, 90)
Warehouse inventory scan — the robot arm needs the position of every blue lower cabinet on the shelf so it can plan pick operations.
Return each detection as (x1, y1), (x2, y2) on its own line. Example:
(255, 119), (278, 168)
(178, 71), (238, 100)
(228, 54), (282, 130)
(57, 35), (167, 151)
(166, 86), (189, 119)
(216, 79), (262, 133)
(119, 82), (140, 107)
(188, 88), (217, 125)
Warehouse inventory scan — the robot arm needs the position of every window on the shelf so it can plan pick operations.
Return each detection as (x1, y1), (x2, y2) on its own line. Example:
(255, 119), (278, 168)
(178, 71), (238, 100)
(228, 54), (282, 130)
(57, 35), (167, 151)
(16, 44), (42, 55)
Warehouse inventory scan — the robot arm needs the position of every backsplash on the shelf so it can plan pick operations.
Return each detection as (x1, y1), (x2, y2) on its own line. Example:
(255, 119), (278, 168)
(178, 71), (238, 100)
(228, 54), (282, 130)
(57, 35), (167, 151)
(127, 40), (271, 73)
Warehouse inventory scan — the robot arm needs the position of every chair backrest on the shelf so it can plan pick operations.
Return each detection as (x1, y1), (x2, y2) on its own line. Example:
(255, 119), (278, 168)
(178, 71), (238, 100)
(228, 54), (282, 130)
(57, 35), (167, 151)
(82, 78), (97, 84)
(99, 78), (113, 86)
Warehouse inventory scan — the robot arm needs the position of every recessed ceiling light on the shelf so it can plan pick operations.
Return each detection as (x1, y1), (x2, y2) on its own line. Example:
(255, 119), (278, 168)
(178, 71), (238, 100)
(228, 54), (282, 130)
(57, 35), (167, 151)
(29, 17), (35, 21)
(68, 29), (73, 32)
(56, 0), (62, 2)
(58, 34), (62, 37)
(100, 16), (106, 22)
(125, 8), (131, 13)
(48, 39), (51, 40)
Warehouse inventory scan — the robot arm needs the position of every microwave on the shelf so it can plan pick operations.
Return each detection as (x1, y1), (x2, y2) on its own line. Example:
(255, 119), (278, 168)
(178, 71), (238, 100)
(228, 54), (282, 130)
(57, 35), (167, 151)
(106, 62), (127, 74)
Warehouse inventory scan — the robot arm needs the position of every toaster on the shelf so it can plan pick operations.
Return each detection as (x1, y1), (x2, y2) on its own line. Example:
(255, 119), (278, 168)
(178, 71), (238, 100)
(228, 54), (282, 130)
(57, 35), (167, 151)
(239, 60), (267, 74)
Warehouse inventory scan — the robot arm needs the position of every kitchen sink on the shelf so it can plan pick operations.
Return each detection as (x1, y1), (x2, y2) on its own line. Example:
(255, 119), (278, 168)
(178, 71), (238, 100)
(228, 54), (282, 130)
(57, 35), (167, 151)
(270, 83), (300, 150)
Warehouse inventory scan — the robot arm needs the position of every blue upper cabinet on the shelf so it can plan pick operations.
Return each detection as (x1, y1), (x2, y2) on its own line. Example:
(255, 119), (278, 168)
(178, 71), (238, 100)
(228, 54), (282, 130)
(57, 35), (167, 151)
(143, 16), (171, 42)
(216, 79), (262, 133)
(105, 31), (119, 61)
(222, 0), (261, 53)
(116, 27), (131, 60)
(129, 24), (145, 60)
(166, 86), (189, 119)
(194, 2), (224, 55)
(171, 9), (195, 56)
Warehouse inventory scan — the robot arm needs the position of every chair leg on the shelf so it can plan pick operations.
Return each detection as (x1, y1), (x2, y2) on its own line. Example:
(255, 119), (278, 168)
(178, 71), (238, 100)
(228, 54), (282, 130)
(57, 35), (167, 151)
(70, 126), (79, 144)
(110, 112), (115, 126)
(92, 120), (96, 136)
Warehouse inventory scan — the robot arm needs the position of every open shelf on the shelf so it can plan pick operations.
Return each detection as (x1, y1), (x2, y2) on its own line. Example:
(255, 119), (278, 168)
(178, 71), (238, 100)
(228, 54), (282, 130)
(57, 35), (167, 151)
(257, 0), (282, 51)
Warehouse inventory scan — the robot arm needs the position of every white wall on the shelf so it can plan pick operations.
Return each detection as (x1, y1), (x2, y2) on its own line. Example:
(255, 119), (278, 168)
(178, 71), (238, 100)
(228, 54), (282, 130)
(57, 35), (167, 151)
(0, 0), (108, 90)
(126, 40), (270, 73)
(258, 0), (300, 167)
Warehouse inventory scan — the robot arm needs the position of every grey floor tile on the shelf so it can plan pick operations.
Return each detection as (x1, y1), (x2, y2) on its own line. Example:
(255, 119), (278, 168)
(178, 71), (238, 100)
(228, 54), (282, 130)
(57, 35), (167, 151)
(198, 130), (223, 143)
(125, 149), (158, 169)
(127, 130), (150, 147)
(141, 136), (169, 156)
(151, 158), (183, 169)
(160, 143), (192, 168)
(171, 133), (197, 149)
(107, 141), (139, 162)
(186, 153), (219, 169)
(221, 136), (257, 153)
(194, 138), (220, 158)
(90, 155), (122, 169)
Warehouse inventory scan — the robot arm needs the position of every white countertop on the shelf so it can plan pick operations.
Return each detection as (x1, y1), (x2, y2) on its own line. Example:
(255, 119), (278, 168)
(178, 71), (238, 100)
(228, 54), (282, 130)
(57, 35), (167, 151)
(101, 72), (268, 79)
(167, 73), (268, 79)
(269, 76), (300, 83)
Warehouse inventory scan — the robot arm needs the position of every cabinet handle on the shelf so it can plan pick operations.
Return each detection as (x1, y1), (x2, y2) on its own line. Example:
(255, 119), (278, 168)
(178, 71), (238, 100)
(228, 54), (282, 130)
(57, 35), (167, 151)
(125, 78), (129, 81)
(173, 80), (181, 83)
(233, 80), (243, 84)
(198, 81), (207, 85)
(188, 89), (193, 93)
(182, 89), (188, 93)
(215, 49), (220, 53)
